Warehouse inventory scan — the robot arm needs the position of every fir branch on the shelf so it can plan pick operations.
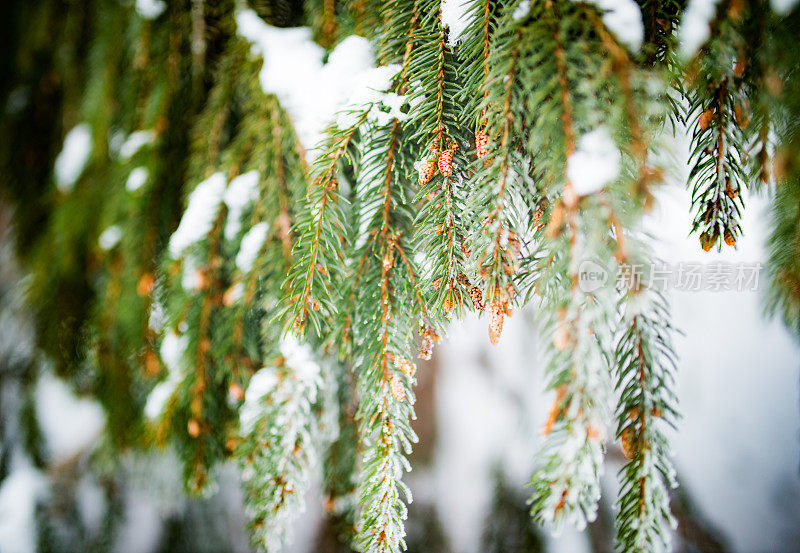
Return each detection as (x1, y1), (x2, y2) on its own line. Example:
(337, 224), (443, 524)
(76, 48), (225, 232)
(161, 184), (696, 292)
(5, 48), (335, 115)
(765, 176), (800, 339)
(237, 338), (326, 552)
(613, 281), (679, 553)
(286, 109), (371, 335)
(407, 0), (472, 317)
(465, 6), (527, 344)
(683, 0), (753, 251)
(352, 122), (420, 553)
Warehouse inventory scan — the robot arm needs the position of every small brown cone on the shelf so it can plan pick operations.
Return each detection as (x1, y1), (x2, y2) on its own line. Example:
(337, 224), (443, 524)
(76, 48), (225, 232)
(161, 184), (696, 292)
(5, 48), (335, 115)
(187, 419), (201, 438)
(390, 375), (405, 402)
(698, 109), (715, 130)
(137, 272), (155, 297)
(620, 426), (636, 459)
(418, 158), (437, 186)
(438, 146), (456, 177)
(724, 228), (736, 247)
(469, 285), (485, 311)
(700, 231), (716, 252)
(476, 132), (489, 159)
(395, 355), (415, 377)
(144, 349), (161, 376)
(488, 301), (504, 345)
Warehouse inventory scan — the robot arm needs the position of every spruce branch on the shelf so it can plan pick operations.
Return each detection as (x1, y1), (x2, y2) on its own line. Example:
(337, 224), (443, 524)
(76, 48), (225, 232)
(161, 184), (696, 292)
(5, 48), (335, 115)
(464, 4), (528, 344)
(616, 290), (677, 552)
(407, 0), (472, 318)
(237, 338), (327, 552)
(351, 122), (420, 553)
(286, 109), (371, 335)
(613, 258), (680, 552)
(683, 0), (754, 251)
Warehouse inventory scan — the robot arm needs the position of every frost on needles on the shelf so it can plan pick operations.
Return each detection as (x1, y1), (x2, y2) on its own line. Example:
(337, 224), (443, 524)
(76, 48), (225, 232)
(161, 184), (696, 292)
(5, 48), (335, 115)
(12, 1), (800, 553)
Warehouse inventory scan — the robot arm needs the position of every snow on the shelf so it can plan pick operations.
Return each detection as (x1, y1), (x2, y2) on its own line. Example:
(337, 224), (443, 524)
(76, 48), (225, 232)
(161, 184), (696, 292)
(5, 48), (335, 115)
(143, 380), (176, 420)
(159, 331), (187, 374)
(771, 0), (800, 14)
(678, 0), (721, 58)
(441, 0), (472, 47)
(145, 331), (187, 419)
(513, 0), (531, 19)
(0, 464), (48, 553)
(54, 123), (92, 192)
(76, 474), (107, 534)
(240, 367), (280, 433)
(98, 225), (122, 250)
(236, 10), (381, 152)
(235, 222), (269, 272)
(337, 64), (403, 129)
(279, 335), (321, 386)
(113, 490), (164, 553)
(576, 0), (644, 51)
(126, 166), (148, 192)
(135, 0), (166, 20)
(119, 130), (155, 160)
(34, 373), (105, 464)
(223, 170), (260, 241)
(168, 172), (227, 257)
(239, 336), (321, 434)
(566, 127), (621, 195)
(180, 254), (203, 291)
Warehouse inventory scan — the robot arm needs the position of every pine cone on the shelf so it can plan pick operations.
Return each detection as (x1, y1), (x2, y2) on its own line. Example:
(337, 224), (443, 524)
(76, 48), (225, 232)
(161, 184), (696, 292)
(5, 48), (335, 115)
(724, 228), (736, 246)
(469, 285), (485, 311)
(700, 230), (717, 252)
(488, 301), (504, 345)
(418, 158), (437, 186)
(394, 355), (415, 377)
(698, 109), (715, 130)
(438, 147), (456, 176)
(620, 426), (636, 459)
(476, 131), (489, 159)
(390, 375), (406, 402)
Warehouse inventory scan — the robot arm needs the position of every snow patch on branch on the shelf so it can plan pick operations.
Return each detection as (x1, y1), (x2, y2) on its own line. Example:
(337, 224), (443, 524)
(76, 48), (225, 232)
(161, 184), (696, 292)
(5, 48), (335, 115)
(567, 127), (621, 195)
(513, 0), (531, 19)
(35, 374), (105, 463)
(145, 331), (188, 419)
(223, 170), (260, 241)
(442, 0), (473, 46)
(235, 222), (269, 272)
(126, 166), (148, 192)
(678, 0), (721, 58)
(236, 10), (383, 154)
(575, 0), (644, 51)
(119, 130), (155, 160)
(98, 225), (122, 250)
(135, 0), (166, 20)
(239, 370), (279, 434)
(772, 0), (800, 14)
(54, 123), (92, 192)
(168, 172), (227, 257)
(336, 64), (404, 129)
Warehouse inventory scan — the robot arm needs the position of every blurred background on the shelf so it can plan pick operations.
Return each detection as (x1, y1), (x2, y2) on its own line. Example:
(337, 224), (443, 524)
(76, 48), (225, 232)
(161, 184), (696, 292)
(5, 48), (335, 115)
(1, 1), (799, 553)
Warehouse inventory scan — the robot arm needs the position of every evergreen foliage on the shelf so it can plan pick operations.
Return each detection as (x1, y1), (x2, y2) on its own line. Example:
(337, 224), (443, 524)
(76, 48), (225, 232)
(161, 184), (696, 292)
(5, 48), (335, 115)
(3, 0), (800, 552)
